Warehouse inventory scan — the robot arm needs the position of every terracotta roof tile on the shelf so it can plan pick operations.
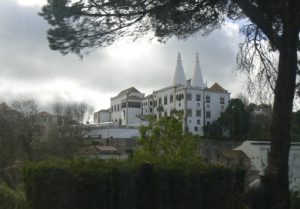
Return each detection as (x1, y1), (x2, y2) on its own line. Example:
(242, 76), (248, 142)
(208, 82), (227, 93)
(37, 111), (53, 117)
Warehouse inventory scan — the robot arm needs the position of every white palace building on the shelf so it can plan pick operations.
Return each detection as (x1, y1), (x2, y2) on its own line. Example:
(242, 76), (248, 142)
(93, 53), (230, 136)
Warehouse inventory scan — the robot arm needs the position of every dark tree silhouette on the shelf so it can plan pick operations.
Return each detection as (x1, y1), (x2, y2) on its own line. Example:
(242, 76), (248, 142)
(40, 1), (300, 209)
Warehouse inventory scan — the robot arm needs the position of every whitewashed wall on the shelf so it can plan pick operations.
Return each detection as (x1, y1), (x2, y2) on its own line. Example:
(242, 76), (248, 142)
(235, 141), (300, 191)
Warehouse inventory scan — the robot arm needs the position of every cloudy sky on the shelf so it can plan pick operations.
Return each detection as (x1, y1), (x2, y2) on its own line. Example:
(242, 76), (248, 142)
(0, 0), (246, 113)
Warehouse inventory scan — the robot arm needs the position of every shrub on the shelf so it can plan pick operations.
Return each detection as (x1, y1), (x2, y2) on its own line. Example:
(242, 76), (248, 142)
(23, 159), (245, 209)
(0, 182), (28, 209)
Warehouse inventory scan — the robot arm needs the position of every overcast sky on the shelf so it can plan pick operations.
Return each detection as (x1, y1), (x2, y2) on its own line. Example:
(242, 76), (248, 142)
(0, 0), (247, 113)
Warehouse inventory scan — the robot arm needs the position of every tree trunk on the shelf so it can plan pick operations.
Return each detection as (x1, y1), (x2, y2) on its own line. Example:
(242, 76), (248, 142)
(269, 10), (298, 209)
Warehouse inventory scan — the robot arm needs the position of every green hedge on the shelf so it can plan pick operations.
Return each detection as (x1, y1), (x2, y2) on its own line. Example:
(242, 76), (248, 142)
(23, 160), (245, 209)
(0, 183), (28, 209)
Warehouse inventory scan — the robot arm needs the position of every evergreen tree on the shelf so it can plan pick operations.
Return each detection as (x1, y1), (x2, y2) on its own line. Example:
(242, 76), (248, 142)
(40, 1), (300, 208)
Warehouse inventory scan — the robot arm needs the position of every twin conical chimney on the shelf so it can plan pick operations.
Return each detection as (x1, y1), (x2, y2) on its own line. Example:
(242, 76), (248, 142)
(172, 52), (204, 88)
(172, 53), (187, 86)
(191, 53), (205, 88)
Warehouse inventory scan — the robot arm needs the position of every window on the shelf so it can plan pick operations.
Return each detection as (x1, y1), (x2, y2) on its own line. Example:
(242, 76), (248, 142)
(176, 93), (184, 101)
(196, 94), (201, 101)
(170, 95), (173, 103)
(157, 105), (164, 112)
(149, 108), (152, 113)
(128, 102), (140, 108)
(158, 98), (162, 105)
(114, 105), (116, 111)
(117, 104), (119, 111)
(206, 111), (211, 119)
(121, 102), (126, 108)
(194, 126), (198, 131)
(206, 95), (210, 103)
(196, 109), (201, 117)
(153, 101), (157, 107)
(164, 96), (167, 105)
(187, 109), (192, 117)
(220, 97), (225, 104)
(111, 106), (113, 112)
(149, 101), (153, 106)
(135, 102), (141, 108)
(187, 93), (192, 100)
(197, 119), (200, 125)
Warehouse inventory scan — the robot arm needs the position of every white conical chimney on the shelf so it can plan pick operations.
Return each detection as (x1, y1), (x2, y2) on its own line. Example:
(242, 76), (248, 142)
(172, 53), (187, 86)
(191, 53), (205, 88)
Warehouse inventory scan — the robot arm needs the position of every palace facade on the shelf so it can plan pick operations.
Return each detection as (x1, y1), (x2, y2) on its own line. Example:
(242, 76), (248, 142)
(94, 53), (230, 136)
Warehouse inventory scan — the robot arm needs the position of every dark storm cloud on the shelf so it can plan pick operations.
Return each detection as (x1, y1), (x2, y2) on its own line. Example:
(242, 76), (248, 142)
(0, 1), (111, 87)
(0, 1), (244, 110)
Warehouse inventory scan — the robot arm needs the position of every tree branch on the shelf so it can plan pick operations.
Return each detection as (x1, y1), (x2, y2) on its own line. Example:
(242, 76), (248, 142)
(232, 0), (283, 50)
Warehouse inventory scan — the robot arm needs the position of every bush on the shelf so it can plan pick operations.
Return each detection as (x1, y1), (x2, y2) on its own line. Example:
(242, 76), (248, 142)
(23, 159), (245, 209)
(291, 191), (300, 209)
(0, 183), (28, 209)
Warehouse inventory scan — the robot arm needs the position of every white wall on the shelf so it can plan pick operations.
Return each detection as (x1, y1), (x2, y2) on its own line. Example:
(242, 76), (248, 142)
(98, 111), (110, 123)
(111, 95), (126, 124)
(204, 90), (230, 123)
(235, 141), (300, 191)
(84, 126), (140, 139)
(110, 89), (144, 126)
(127, 108), (142, 125)
(96, 84), (230, 136)
(186, 88), (205, 135)
(150, 85), (230, 135)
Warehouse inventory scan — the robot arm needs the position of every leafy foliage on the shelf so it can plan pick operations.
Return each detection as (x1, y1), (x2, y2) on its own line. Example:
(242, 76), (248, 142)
(0, 182), (28, 209)
(290, 191), (300, 209)
(205, 99), (273, 141)
(39, 0), (231, 55)
(134, 116), (201, 164)
(39, 1), (300, 208)
(23, 159), (245, 209)
(0, 100), (92, 187)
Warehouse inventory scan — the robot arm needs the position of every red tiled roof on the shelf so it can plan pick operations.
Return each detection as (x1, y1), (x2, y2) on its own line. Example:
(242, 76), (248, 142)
(37, 111), (53, 117)
(208, 82), (227, 93)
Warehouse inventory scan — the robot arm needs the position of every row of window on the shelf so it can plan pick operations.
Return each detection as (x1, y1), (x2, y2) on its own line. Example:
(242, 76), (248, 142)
(152, 94), (225, 106)
(153, 109), (211, 119)
(186, 109), (211, 118)
(141, 101), (153, 107)
(186, 93), (202, 101)
(111, 101), (141, 112)
(112, 96), (225, 112)
(142, 107), (153, 114)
